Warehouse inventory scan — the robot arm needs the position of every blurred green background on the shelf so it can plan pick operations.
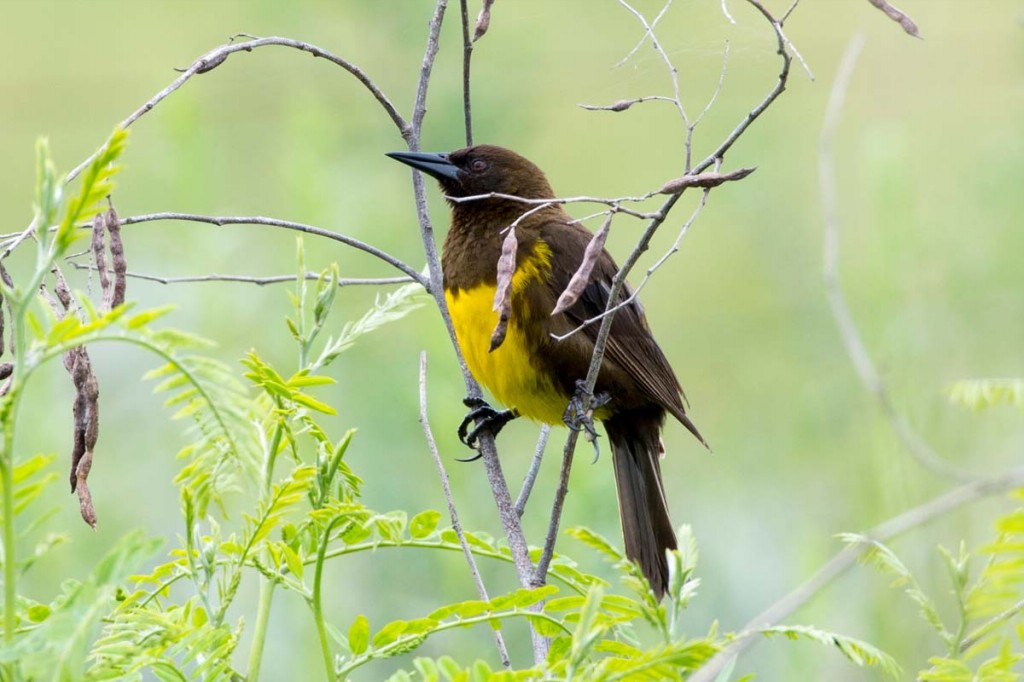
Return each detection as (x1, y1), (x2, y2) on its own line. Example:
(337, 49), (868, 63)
(2, 0), (1022, 678)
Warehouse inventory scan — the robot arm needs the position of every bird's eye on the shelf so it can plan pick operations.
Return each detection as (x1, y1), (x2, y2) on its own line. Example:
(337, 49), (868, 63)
(469, 158), (488, 173)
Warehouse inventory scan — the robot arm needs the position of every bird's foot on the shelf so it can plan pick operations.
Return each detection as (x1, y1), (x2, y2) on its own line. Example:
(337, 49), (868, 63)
(562, 380), (611, 463)
(457, 397), (519, 459)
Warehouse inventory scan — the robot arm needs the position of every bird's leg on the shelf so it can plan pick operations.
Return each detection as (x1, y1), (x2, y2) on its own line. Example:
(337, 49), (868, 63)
(457, 397), (520, 458)
(563, 380), (612, 463)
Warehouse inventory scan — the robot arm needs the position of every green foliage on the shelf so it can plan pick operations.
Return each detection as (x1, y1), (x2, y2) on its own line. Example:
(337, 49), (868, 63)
(845, 497), (1024, 680)
(0, 140), (901, 681)
(948, 379), (1024, 413)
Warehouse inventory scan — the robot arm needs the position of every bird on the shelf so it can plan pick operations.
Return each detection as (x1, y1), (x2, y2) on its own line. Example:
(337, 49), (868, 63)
(387, 144), (706, 598)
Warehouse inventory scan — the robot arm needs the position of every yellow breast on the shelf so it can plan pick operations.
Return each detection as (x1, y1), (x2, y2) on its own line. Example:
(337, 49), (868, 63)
(445, 241), (569, 425)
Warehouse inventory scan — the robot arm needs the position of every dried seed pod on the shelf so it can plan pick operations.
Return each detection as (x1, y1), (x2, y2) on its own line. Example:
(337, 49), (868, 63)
(552, 214), (612, 316)
(489, 225), (517, 352)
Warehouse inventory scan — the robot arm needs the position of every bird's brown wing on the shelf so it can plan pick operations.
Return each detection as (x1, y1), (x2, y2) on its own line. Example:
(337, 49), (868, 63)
(536, 220), (705, 445)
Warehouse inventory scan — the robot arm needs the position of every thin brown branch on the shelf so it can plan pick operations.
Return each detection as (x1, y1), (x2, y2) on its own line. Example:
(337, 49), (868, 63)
(411, 0), (449, 142)
(614, 0), (688, 135)
(0, 264), (12, 357)
(819, 34), (973, 482)
(418, 352), (510, 667)
(551, 188), (712, 344)
(612, 0), (673, 69)
(79, 35), (408, 179)
(447, 192), (661, 221)
(68, 263), (412, 288)
(459, 0), (474, 146)
(689, 466), (1024, 682)
(532, 425), (580, 587)
(535, 0), (799, 591)
(119, 213), (429, 289)
(515, 425), (551, 518)
(402, 0), (543, 662)
(2, 34), (409, 262)
(690, 0), (794, 175)
(578, 96), (677, 113)
(720, 0), (736, 24)
(691, 40), (731, 130)
(865, 0), (921, 38)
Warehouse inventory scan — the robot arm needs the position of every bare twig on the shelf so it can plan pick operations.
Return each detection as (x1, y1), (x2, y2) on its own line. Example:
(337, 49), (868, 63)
(459, 0), (474, 146)
(119, 213), (428, 289)
(613, 0), (673, 69)
(865, 0), (921, 38)
(579, 96), (678, 113)
(515, 425), (551, 518)
(532, 427), (580, 587)
(690, 0), (794, 176)
(0, 264), (12, 357)
(691, 40), (731, 130)
(689, 466), (1024, 682)
(68, 263), (412, 288)
(618, 0), (691, 163)
(401, 0), (543, 661)
(533, 0), (799, 591)
(551, 188), (712, 344)
(720, 0), (736, 24)
(1, 34), (409, 262)
(418, 352), (510, 667)
(819, 35), (973, 482)
(411, 1), (448, 142)
(777, 2), (814, 81)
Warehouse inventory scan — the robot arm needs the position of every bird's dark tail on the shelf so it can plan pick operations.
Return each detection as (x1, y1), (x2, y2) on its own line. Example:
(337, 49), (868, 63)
(603, 409), (677, 600)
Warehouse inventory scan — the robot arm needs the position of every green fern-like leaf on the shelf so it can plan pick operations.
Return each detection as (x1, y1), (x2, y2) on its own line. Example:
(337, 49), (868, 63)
(947, 379), (1024, 412)
(760, 624), (901, 678)
(313, 280), (425, 369)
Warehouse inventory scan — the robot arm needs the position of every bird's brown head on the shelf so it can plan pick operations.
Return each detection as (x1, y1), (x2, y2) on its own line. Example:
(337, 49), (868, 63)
(386, 144), (555, 202)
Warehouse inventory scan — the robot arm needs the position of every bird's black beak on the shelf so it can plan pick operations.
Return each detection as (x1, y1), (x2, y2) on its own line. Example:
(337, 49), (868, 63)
(385, 151), (460, 182)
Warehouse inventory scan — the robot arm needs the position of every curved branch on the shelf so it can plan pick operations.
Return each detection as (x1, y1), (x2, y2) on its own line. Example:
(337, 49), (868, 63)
(818, 35), (973, 482)
(120, 213), (429, 290)
(689, 466), (1024, 682)
(67, 35), (408, 184)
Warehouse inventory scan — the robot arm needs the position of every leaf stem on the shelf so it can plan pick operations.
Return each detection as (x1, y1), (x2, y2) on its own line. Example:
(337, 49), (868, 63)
(246, 408), (286, 680)
(246, 578), (276, 681)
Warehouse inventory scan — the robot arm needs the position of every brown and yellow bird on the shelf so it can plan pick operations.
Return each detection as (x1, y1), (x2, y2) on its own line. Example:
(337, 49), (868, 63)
(388, 145), (706, 598)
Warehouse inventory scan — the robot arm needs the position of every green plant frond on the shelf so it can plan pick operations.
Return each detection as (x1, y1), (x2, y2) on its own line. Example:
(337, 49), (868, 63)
(583, 638), (719, 681)
(967, 508), (1024, 622)
(313, 280), (426, 370)
(760, 625), (901, 678)
(87, 597), (240, 681)
(54, 128), (129, 255)
(840, 533), (950, 639)
(947, 379), (1024, 413)
(336, 590), (572, 678)
(0, 532), (161, 678)
(0, 454), (58, 527)
(240, 465), (317, 560)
